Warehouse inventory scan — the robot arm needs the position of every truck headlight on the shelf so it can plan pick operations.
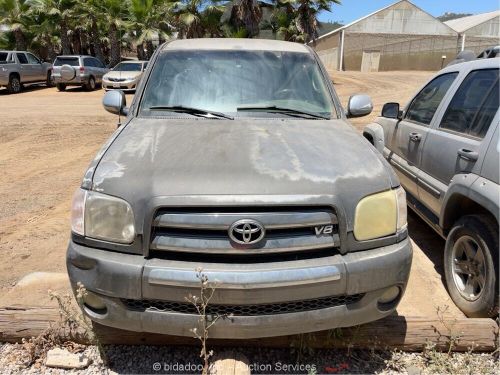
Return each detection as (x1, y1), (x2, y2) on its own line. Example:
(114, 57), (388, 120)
(353, 187), (407, 241)
(71, 189), (135, 244)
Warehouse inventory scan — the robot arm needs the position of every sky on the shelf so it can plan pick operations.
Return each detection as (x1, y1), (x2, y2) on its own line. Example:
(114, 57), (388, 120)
(318, 0), (500, 23)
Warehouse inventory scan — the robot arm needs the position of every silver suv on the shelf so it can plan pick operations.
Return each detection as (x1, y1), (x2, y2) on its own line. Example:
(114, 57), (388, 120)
(67, 39), (412, 338)
(364, 59), (499, 318)
(52, 55), (108, 91)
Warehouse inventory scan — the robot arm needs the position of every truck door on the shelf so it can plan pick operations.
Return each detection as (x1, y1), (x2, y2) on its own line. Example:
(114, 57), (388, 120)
(418, 68), (499, 215)
(15, 53), (31, 82)
(388, 72), (458, 199)
(26, 53), (45, 81)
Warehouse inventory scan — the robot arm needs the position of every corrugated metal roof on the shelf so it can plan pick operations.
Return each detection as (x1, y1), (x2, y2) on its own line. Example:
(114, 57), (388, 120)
(444, 10), (500, 33)
(312, 0), (456, 43)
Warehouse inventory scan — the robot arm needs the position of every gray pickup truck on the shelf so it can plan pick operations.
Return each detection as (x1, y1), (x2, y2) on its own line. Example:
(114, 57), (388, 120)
(0, 51), (52, 93)
(364, 59), (499, 318)
(67, 39), (412, 338)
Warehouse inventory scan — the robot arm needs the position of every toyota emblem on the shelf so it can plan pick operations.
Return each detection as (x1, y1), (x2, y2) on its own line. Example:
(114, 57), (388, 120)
(229, 219), (265, 246)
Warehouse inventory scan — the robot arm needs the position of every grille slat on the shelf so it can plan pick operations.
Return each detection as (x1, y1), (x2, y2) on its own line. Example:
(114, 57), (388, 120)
(122, 294), (363, 316)
(150, 207), (339, 256)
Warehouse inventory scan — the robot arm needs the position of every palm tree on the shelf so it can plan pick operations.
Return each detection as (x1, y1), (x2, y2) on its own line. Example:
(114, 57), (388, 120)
(169, 0), (225, 39)
(287, 0), (340, 42)
(128, 0), (173, 59)
(74, 0), (107, 63)
(27, 0), (76, 54)
(0, 0), (30, 50)
(228, 0), (262, 37)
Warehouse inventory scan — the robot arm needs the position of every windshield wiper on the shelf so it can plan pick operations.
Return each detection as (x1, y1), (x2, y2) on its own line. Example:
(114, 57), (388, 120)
(237, 105), (330, 120)
(148, 105), (233, 120)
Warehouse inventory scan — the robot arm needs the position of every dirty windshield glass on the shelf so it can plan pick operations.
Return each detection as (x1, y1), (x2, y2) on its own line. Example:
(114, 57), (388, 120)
(140, 50), (336, 118)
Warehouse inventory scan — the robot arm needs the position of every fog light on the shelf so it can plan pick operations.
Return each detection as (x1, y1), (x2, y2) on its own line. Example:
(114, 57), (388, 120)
(378, 286), (401, 304)
(83, 291), (106, 312)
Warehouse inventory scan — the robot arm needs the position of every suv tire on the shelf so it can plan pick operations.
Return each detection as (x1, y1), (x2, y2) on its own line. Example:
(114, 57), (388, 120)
(7, 75), (21, 94)
(56, 83), (66, 91)
(444, 215), (499, 318)
(85, 76), (96, 91)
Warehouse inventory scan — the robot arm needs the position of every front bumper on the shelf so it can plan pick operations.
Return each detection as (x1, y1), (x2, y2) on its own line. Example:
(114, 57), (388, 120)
(67, 238), (412, 338)
(102, 78), (138, 91)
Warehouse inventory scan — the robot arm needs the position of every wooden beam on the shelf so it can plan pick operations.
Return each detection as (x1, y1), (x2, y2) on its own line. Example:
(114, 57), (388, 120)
(0, 306), (497, 352)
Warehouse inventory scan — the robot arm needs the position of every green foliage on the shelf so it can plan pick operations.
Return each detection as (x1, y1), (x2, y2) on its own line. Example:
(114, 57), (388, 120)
(0, 0), (341, 60)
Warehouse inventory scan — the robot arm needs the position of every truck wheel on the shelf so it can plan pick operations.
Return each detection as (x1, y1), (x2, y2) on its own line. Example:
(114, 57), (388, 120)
(7, 75), (21, 94)
(444, 215), (498, 317)
(46, 71), (54, 87)
(56, 83), (66, 91)
(85, 76), (96, 91)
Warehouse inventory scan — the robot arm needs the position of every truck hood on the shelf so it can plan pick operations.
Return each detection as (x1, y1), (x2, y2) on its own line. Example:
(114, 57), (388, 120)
(90, 117), (396, 228)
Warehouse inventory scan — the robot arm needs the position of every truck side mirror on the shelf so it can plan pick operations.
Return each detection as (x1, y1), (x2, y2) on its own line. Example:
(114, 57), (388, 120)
(381, 102), (402, 119)
(103, 90), (128, 117)
(347, 94), (373, 118)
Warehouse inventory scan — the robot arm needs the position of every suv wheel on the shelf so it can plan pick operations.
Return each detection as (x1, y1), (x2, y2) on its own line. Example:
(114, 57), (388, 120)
(444, 215), (499, 317)
(7, 75), (21, 94)
(85, 76), (96, 91)
(56, 83), (66, 91)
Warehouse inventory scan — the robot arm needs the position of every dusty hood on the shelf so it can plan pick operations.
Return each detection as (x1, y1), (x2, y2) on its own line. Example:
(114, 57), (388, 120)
(105, 70), (142, 80)
(91, 117), (396, 228)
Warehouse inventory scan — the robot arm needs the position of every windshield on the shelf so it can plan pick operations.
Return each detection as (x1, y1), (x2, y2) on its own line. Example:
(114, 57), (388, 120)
(140, 50), (336, 118)
(113, 62), (143, 72)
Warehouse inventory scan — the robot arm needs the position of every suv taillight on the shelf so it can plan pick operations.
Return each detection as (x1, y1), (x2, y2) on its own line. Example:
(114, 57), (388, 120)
(80, 67), (85, 74)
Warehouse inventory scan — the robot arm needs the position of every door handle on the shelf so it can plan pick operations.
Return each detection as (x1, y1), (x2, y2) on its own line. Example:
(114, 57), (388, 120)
(457, 148), (479, 161)
(409, 132), (422, 142)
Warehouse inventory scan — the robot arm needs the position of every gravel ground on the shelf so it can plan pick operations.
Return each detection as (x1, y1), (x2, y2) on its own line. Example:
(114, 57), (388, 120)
(1, 343), (498, 374)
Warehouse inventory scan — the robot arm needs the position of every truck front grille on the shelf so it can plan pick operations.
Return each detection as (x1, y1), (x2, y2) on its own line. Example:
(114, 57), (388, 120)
(122, 294), (363, 316)
(149, 206), (339, 257)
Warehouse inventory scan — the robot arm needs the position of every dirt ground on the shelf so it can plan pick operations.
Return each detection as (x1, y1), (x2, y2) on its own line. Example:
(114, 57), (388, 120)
(0, 71), (463, 318)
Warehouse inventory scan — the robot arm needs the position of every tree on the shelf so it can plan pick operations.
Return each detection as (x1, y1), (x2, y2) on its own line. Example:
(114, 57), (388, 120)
(228, 0), (262, 38)
(28, 0), (75, 54)
(169, 0), (226, 39)
(278, 0), (340, 42)
(0, 0), (30, 50)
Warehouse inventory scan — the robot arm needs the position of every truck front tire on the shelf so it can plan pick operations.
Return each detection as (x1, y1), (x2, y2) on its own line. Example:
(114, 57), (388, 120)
(444, 215), (499, 318)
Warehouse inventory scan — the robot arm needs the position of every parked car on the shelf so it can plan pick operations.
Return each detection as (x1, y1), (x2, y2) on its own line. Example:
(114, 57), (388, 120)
(477, 46), (500, 59)
(364, 59), (499, 318)
(0, 50), (52, 93)
(102, 60), (148, 92)
(52, 55), (108, 91)
(67, 38), (412, 338)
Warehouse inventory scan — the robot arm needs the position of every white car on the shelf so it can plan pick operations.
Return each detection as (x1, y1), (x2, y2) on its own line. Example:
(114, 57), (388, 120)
(102, 60), (148, 92)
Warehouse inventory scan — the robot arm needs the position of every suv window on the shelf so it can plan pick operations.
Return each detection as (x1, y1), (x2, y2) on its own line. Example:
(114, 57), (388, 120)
(54, 57), (80, 66)
(16, 53), (28, 64)
(83, 57), (94, 67)
(0, 52), (12, 63)
(26, 53), (40, 64)
(93, 58), (104, 68)
(405, 72), (458, 126)
(440, 69), (499, 138)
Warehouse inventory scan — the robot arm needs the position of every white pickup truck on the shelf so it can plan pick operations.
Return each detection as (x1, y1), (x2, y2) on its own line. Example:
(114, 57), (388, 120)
(0, 51), (53, 93)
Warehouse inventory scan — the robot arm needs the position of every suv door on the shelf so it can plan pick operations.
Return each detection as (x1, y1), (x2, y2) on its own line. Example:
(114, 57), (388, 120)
(418, 68), (499, 215)
(25, 52), (45, 81)
(388, 72), (458, 199)
(93, 58), (107, 81)
(15, 52), (31, 81)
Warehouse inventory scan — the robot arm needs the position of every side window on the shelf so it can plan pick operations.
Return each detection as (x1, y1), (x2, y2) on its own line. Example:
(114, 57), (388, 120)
(16, 53), (29, 64)
(96, 59), (105, 68)
(440, 69), (499, 138)
(405, 72), (458, 126)
(26, 53), (40, 64)
(83, 58), (93, 67)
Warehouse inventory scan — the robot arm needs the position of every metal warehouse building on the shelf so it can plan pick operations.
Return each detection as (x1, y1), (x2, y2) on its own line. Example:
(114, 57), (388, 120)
(311, 0), (463, 72)
(445, 11), (500, 53)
